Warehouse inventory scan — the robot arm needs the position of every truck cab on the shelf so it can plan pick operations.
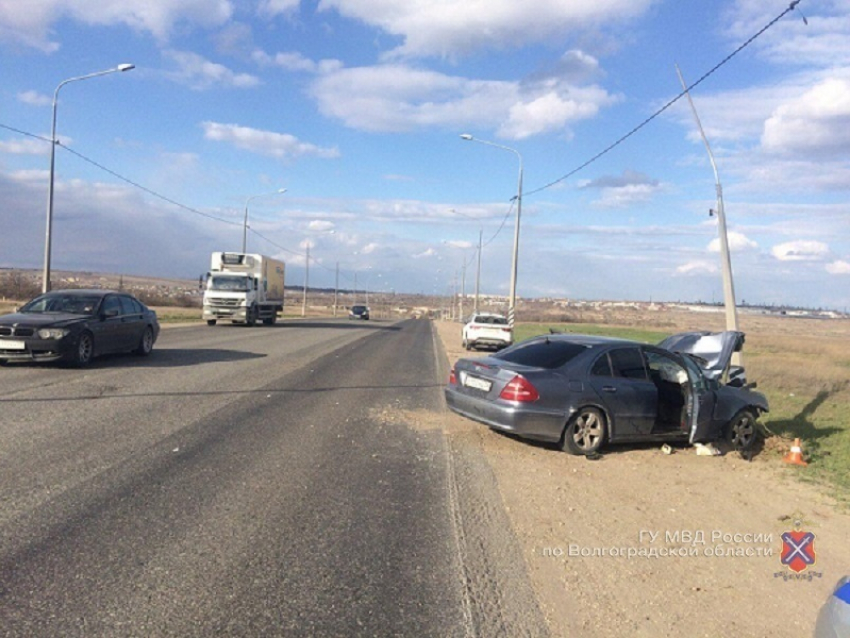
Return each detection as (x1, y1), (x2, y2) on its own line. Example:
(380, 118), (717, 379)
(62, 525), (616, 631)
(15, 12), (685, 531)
(203, 253), (284, 326)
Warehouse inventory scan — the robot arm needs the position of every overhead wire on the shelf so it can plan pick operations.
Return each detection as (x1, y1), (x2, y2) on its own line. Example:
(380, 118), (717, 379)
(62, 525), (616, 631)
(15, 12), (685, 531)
(524, 0), (804, 197)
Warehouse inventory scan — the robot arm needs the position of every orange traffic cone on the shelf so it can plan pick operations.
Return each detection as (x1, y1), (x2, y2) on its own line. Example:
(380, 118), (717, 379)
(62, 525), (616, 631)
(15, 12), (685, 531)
(783, 438), (808, 466)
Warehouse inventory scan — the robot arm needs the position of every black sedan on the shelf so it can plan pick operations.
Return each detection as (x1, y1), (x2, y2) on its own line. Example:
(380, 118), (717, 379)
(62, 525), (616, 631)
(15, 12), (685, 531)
(445, 331), (768, 455)
(0, 289), (160, 367)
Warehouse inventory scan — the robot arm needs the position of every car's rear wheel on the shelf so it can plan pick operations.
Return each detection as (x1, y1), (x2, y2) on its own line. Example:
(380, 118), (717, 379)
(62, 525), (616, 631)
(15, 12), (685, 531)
(135, 326), (154, 356)
(72, 331), (94, 367)
(207, 319), (217, 326)
(726, 409), (758, 451)
(562, 407), (606, 456)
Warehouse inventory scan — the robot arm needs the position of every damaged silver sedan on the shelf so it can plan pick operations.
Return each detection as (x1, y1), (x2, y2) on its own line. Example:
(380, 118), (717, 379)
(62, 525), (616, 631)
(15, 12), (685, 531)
(444, 331), (768, 456)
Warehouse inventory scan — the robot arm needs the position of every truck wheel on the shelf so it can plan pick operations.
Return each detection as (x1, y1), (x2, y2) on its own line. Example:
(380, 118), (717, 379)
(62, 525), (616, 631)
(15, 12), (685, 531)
(207, 319), (217, 326)
(263, 315), (276, 325)
(246, 307), (257, 327)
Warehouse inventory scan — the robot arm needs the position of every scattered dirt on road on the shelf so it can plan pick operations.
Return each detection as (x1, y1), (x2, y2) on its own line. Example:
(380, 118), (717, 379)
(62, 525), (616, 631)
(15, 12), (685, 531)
(434, 320), (850, 637)
(369, 406), (444, 432)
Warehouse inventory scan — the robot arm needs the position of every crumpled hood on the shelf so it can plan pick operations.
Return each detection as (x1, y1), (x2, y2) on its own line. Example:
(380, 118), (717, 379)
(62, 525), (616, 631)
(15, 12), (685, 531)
(658, 330), (745, 379)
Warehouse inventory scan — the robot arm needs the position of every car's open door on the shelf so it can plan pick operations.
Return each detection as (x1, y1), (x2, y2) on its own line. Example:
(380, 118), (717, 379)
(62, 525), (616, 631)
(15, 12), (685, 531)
(680, 353), (720, 444)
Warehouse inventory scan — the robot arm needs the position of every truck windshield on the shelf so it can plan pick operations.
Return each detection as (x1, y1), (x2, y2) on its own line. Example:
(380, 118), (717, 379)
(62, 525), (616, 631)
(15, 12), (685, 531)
(209, 275), (249, 291)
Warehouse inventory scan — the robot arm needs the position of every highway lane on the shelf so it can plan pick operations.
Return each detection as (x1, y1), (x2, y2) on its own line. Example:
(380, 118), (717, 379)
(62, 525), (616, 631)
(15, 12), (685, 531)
(0, 318), (546, 636)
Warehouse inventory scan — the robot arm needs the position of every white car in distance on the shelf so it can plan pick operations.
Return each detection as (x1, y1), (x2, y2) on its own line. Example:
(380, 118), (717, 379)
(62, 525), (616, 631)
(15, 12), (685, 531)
(462, 313), (513, 351)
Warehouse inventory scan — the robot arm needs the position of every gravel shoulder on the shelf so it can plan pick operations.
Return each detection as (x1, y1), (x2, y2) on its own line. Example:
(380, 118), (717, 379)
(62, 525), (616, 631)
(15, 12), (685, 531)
(434, 320), (850, 637)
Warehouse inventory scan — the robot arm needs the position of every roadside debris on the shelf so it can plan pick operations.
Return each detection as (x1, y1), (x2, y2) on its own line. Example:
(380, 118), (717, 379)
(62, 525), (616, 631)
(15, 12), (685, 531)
(694, 442), (721, 456)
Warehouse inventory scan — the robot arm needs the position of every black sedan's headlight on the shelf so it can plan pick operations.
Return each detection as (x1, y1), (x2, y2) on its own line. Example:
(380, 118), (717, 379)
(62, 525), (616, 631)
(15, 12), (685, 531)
(37, 328), (70, 339)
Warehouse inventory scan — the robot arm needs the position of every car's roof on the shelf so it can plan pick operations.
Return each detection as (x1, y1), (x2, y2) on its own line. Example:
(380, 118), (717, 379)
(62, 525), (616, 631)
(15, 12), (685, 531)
(529, 333), (643, 347)
(43, 289), (117, 297)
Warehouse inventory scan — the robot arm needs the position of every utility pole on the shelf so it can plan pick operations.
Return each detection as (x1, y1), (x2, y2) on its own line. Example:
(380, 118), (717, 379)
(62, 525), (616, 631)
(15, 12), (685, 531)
(333, 261), (339, 317)
(460, 261), (466, 320)
(301, 244), (309, 318)
(676, 64), (741, 368)
(474, 228), (482, 314)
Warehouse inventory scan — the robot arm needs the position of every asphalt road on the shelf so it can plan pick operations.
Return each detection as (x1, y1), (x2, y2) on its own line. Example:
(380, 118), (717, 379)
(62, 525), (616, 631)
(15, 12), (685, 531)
(0, 318), (546, 637)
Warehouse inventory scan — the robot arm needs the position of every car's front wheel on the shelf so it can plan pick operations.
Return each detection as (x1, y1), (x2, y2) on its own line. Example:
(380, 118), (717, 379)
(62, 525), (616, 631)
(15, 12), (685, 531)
(71, 331), (94, 367)
(206, 319), (217, 326)
(562, 407), (607, 456)
(135, 326), (154, 356)
(726, 409), (758, 451)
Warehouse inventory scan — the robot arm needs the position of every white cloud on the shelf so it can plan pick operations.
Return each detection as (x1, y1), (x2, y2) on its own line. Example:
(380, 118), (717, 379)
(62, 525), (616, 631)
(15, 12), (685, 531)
(258, 0), (300, 18)
(0, 138), (50, 155)
(317, 0), (654, 58)
(826, 260), (850, 275)
(676, 261), (718, 276)
(761, 78), (850, 159)
(707, 231), (758, 253)
(726, 1), (850, 67)
(581, 170), (662, 208)
(0, 0), (233, 51)
(413, 248), (437, 259)
(310, 64), (616, 138)
(308, 220), (336, 232)
(164, 50), (260, 90)
(444, 240), (473, 249)
(201, 121), (340, 159)
(771, 240), (830, 262)
(17, 90), (51, 106)
(361, 242), (379, 254)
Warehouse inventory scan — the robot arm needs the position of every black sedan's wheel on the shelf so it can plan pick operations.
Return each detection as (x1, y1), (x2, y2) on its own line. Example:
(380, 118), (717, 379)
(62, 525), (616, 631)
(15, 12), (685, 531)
(726, 409), (758, 451)
(135, 326), (154, 356)
(72, 331), (94, 367)
(562, 407), (607, 456)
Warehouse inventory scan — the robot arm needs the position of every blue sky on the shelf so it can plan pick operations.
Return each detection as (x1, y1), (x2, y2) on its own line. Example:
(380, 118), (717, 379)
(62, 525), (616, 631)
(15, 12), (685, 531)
(1, 0), (849, 309)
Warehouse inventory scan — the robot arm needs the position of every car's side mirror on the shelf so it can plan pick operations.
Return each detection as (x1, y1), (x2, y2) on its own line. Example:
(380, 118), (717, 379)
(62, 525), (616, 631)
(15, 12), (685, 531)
(102, 308), (120, 319)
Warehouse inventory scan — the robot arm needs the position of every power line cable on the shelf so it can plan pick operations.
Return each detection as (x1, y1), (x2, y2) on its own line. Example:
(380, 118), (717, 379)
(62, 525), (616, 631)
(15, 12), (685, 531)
(524, 0), (804, 197)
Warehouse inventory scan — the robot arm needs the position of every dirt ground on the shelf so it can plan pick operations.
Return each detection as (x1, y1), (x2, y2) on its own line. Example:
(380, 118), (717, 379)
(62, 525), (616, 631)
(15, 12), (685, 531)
(434, 320), (850, 638)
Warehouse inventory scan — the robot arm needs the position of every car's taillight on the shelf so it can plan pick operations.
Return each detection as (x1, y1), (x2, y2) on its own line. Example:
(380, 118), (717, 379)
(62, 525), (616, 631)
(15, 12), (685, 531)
(499, 375), (539, 402)
(449, 369), (457, 385)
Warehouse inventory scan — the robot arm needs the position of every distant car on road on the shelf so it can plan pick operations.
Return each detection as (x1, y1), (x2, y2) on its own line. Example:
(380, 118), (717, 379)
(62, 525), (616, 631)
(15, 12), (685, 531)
(349, 305), (370, 320)
(462, 313), (512, 351)
(0, 289), (160, 367)
(445, 331), (768, 456)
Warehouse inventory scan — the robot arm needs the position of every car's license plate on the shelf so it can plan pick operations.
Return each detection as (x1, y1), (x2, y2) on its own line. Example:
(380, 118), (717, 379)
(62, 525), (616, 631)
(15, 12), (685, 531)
(1, 340), (26, 350)
(462, 373), (492, 392)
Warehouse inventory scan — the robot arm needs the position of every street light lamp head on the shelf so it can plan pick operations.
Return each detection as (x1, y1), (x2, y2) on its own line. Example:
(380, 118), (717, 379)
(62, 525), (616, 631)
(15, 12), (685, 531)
(117, 64), (135, 72)
(460, 134), (473, 141)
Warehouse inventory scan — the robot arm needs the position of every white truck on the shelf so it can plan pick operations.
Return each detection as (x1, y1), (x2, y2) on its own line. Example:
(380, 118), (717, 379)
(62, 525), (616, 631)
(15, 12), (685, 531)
(203, 252), (285, 326)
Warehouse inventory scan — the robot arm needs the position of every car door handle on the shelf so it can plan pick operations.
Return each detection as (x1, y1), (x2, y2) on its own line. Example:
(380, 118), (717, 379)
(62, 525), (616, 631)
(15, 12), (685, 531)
(602, 386), (617, 393)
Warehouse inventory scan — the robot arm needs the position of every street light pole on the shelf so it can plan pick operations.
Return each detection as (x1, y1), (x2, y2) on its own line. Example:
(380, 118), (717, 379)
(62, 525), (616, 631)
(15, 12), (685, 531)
(243, 188), (286, 254)
(42, 63), (135, 293)
(334, 261), (339, 317)
(475, 228), (483, 314)
(301, 243), (310, 317)
(675, 66), (740, 368)
(460, 134), (523, 330)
